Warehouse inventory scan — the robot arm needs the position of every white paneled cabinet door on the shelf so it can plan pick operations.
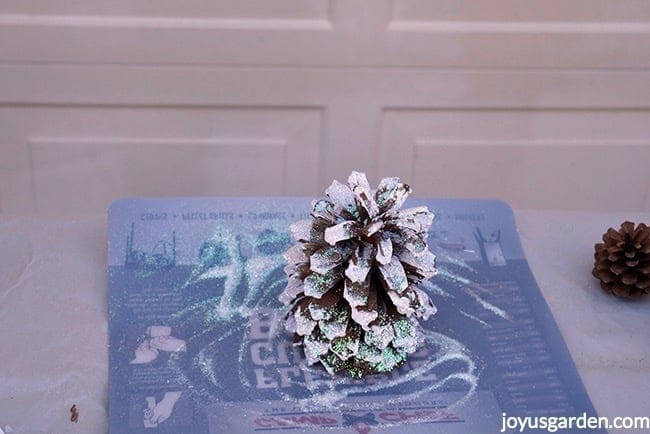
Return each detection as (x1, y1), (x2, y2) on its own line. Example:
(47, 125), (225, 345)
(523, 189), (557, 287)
(1, 0), (649, 213)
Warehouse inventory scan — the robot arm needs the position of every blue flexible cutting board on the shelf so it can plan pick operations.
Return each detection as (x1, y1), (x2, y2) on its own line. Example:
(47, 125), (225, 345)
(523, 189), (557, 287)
(108, 198), (603, 434)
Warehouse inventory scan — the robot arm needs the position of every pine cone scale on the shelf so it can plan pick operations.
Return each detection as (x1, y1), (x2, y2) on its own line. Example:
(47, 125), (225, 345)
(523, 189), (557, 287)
(621, 272), (638, 285)
(636, 278), (650, 290)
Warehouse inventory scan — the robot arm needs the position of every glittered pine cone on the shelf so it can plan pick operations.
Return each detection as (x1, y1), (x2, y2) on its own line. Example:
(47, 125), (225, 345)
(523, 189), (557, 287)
(592, 221), (650, 298)
(280, 171), (437, 378)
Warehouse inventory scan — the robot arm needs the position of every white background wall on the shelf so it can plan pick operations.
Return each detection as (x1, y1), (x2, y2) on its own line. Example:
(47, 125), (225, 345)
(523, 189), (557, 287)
(1, 1), (649, 214)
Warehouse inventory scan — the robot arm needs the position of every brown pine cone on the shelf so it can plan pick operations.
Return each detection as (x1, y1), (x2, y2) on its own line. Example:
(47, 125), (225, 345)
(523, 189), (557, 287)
(592, 221), (650, 298)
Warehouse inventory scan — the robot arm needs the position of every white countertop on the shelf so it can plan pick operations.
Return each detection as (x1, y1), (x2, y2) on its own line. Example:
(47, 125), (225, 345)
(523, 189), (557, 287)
(0, 211), (648, 433)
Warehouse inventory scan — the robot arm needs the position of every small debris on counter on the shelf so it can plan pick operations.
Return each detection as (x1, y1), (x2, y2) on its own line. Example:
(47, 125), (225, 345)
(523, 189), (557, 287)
(70, 404), (79, 423)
